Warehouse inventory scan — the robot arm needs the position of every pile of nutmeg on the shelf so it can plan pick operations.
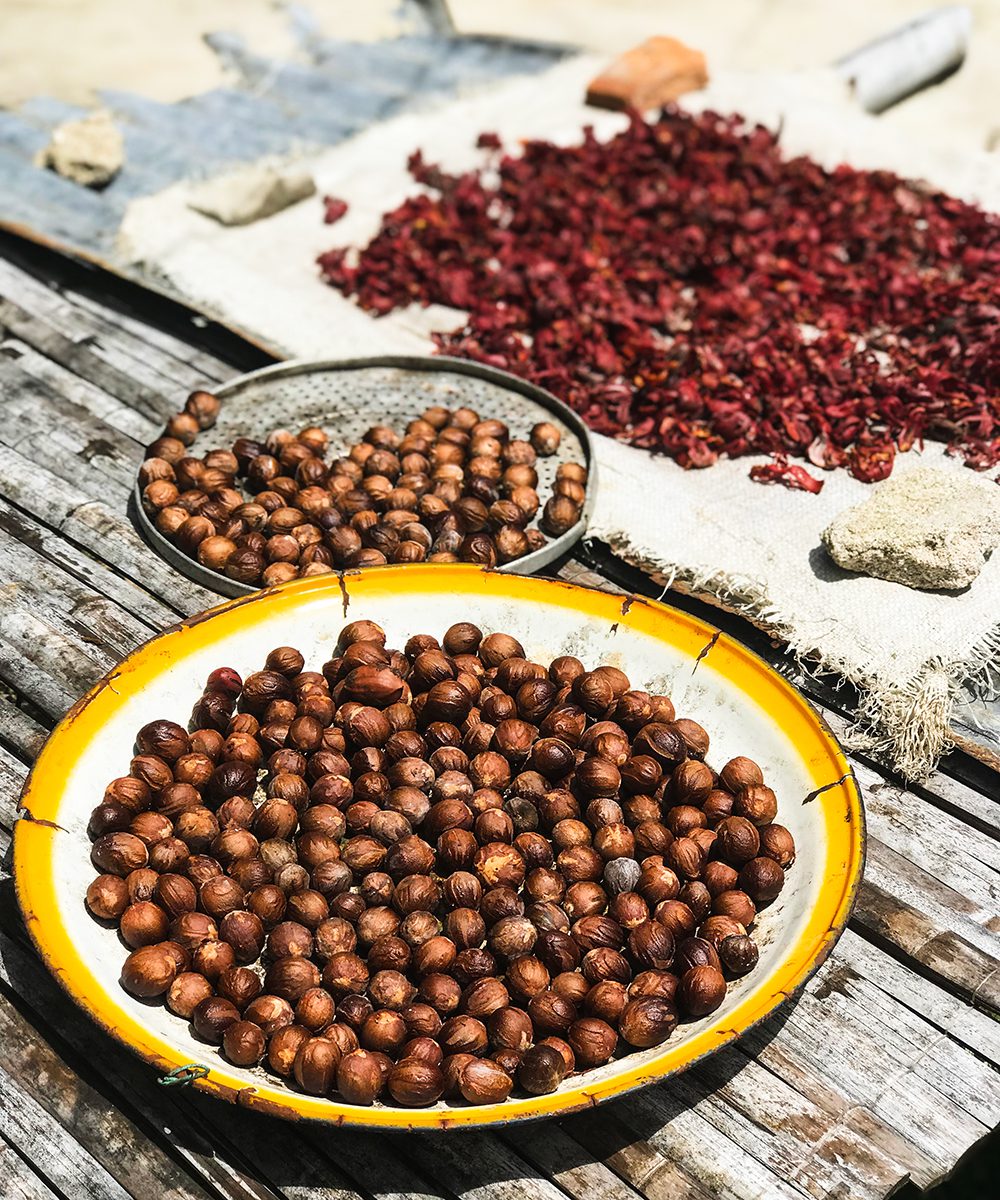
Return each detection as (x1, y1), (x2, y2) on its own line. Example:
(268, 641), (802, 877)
(138, 390), (587, 587)
(85, 620), (793, 1108)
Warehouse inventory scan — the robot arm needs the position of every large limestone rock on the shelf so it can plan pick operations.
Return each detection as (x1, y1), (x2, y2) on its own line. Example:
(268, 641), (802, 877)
(822, 466), (1000, 590)
(40, 109), (123, 187)
(188, 163), (316, 226)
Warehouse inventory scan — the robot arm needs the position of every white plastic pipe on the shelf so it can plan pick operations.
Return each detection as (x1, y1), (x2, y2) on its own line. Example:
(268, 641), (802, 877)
(836, 5), (972, 112)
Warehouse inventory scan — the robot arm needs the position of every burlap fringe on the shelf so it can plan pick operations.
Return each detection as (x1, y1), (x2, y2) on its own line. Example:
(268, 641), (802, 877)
(594, 534), (1000, 782)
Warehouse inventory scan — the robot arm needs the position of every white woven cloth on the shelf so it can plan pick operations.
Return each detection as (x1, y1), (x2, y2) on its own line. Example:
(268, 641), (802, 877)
(119, 56), (1000, 779)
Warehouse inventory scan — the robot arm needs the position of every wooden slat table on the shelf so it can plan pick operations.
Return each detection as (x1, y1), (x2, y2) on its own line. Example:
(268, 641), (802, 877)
(0, 234), (997, 1200)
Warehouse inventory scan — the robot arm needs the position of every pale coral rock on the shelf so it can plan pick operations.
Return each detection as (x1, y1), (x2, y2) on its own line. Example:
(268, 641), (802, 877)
(40, 109), (123, 187)
(188, 164), (316, 226)
(822, 466), (1000, 590)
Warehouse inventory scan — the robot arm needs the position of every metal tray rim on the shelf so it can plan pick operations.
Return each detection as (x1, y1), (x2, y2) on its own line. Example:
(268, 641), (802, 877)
(134, 354), (597, 597)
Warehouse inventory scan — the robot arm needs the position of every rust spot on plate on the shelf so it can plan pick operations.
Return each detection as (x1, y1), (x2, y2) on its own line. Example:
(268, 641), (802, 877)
(16, 805), (67, 833)
(692, 630), (720, 673)
(803, 773), (851, 804)
(620, 595), (635, 615)
(609, 621), (619, 635)
(337, 571), (351, 617)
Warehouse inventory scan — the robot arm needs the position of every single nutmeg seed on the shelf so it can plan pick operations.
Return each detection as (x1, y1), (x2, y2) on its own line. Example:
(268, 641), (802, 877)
(759, 823), (796, 868)
(619, 996), (677, 1047)
(567, 1017), (617, 1067)
(387, 1058), (445, 1106)
(738, 857), (785, 906)
(192, 996), (241, 1043)
(294, 1036), (342, 1095)
(166, 971), (214, 1019)
(678, 966), (727, 1018)
(86, 874), (129, 921)
(459, 1057), (513, 1104)
(120, 943), (179, 997)
(223, 1020), (266, 1066)
(518, 1044), (567, 1094)
(718, 934), (759, 976)
(733, 784), (779, 828)
(719, 756), (764, 793)
(337, 1049), (385, 1105)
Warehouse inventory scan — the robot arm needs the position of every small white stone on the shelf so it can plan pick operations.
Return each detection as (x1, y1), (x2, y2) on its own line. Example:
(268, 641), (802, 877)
(822, 465), (1000, 590)
(187, 163), (316, 226)
(40, 109), (123, 188)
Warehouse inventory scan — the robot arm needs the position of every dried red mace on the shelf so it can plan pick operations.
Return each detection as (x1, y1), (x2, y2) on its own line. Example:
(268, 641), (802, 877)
(318, 109), (1000, 487)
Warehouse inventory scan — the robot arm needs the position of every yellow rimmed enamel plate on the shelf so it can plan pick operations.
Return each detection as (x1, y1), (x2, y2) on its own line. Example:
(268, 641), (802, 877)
(15, 566), (864, 1129)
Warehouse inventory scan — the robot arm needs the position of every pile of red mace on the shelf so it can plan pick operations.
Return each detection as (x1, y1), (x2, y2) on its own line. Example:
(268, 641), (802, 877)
(318, 110), (1000, 487)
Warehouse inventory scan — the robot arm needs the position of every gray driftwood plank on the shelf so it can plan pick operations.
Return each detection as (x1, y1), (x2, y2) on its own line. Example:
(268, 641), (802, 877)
(0, 918), (290, 1200)
(1, 338), (161, 444)
(0, 295), (175, 424)
(0, 498), (175, 629)
(0, 444), (215, 616)
(0, 1066), (136, 1200)
(0, 989), (214, 1200)
(0, 1134), (60, 1200)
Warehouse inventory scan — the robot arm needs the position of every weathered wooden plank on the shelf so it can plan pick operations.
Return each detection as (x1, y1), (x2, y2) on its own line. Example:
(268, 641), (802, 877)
(0, 917), (291, 1200)
(186, 1093), (367, 1200)
(0, 988), (214, 1200)
(299, 1129), (448, 1200)
(0, 444), (215, 616)
(62, 288), (234, 389)
(852, 760), (1000, 904)
(0, 603), (108, 717)
(0, 376), (140, 495)
(554, 1108), (716, 1200)
(503, 1122), (668, 1200)
(0, 699), (45, 771)
(0, 1135), (59, 1200)
(0, 260), (199, 407)
(0, 294), (175, 424)
(677, 1049), (914, 1200)
(0, 499), (175, 630)
(839, 928), (1000, 1066)
(1, 536), (153, 664)
(760, 968), (993, 1183)
(853, 868), (1000, 1012)
(591, 1086), (810, 1200)
(0, 339), (160, 445)
(0, 1065), (135, 1200)
(0, 744), (26, 858)
(396, 1132), (581, 1200)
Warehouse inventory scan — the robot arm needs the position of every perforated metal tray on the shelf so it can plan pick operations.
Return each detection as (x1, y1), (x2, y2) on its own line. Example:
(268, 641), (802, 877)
(134, 356), (596, 597)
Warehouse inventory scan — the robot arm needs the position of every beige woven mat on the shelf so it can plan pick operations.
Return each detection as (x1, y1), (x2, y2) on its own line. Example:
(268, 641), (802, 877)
(119, 56), (1000, 780)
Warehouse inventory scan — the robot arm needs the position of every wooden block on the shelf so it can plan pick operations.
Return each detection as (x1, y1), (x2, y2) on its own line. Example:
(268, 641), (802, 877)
(586, 37), (708, 112)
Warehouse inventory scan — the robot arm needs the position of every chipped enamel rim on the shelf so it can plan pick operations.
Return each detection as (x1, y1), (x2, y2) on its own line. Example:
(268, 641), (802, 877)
(14, 566), (864, 1129)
